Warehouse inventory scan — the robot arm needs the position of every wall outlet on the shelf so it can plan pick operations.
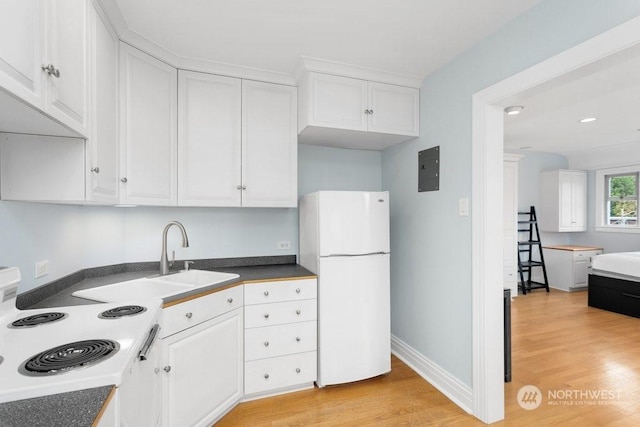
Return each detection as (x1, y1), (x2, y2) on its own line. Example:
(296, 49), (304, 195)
(277, 240), (291, 250)
(35, 260), (49, 278)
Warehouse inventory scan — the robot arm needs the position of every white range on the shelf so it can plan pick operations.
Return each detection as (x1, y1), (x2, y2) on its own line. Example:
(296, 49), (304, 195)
(0, 267), (163, 425)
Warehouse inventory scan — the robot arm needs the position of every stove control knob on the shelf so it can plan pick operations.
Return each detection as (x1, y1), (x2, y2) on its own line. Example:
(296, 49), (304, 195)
(185, 312), (193, 319)
(164, 366), (171, 373)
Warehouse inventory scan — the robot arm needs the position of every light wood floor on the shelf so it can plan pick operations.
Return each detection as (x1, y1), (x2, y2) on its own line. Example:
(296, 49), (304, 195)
(218, 290), (640, 426)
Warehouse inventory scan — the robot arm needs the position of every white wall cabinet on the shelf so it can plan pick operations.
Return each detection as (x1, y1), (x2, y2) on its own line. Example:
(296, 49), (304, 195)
(119, 43), (177, 206)
(503, 154), (522, 297)
(178, 71), (242, 207)
(539, 169), (587, 232)
(243, 278), (317, 399)
(178, 75), (297, 208)
(241, 80), (298, 208)
(86, 2), (119, 203)
(543, 245), (602, 291)
(161, 287), (244, 427)
(43, 0), (89, 136)
(297, 72), (419, 150)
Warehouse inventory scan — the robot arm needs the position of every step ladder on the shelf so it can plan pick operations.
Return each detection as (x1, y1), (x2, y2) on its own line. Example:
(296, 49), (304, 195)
(517, 206), (549, 295)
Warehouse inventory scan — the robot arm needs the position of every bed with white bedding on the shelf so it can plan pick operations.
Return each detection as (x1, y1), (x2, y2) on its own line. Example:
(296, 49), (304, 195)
(588, 252), (640, 318)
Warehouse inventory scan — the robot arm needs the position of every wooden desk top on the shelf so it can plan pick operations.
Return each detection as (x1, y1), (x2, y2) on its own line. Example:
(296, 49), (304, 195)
(542, 245), (603, 252)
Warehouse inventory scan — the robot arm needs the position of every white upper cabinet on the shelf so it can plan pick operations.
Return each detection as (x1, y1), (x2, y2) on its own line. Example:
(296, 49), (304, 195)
(178, 75), (297, 208)
(43, 0), (89, 136)
(539, 169), (587, 232)
(86, 2), (119, 203)
(178, 71), (242, 207)
(298, 72), (419, 150)
(120, 43), (177, 206)
(0, 0), (43, 107)
(242, 80), (298, 208)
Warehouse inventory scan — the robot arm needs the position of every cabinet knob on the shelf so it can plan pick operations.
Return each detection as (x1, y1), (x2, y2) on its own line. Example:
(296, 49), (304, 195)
(296, 288), (301, 294)
(369, 109), (374, 114)
(91, 167), (100, 173)
(364, 109), (369, 115)
(264, 374), (270, 379)
(296, 309), (301, 315)
(121, 177), (128, 183)
(264, 291), (269, 296)
(185, 312), (193, 319)
(264, 313), (270, 319)
(296, 336), (301, 342)
(154, 368), (160, 374)
(236, 185), (247, 190)
(42, 64), (60, 78)
(296, 368), (301, 374)
(164, 366), (171, 373)
(264, 341), (270, 347)
(227, 297), (233, 303)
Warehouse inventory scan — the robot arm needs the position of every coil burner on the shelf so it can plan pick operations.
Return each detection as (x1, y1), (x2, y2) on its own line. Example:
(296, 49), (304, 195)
(9, 312), (68, 328)
(98, 305), (147, 319)
(19, 339), (120, 376)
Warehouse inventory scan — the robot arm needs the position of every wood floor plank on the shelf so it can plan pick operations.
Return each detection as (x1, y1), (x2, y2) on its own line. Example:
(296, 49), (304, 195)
(218, 289), (640, 426)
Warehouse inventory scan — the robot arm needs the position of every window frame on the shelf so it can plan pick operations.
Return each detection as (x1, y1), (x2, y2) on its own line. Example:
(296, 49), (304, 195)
(595, 165), (640, 233)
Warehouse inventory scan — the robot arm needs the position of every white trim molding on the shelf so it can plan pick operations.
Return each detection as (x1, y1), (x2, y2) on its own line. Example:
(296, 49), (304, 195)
(391, 335), (473, 413)
(471, 14), (640, 424)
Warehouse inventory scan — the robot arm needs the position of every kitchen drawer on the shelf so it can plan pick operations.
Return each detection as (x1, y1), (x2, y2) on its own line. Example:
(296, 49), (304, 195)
(245, 351), (317, 395)
(573, 250), (602, 263)
(245, 299), (317, 328)
(161, 286), (243, 338)
(244, 279), (317, 305)
(245, 321), (317, 361)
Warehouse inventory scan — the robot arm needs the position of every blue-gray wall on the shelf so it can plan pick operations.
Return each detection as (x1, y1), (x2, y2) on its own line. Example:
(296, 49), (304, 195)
(1, 144), (381, 293)
(382, 1), (640, 386)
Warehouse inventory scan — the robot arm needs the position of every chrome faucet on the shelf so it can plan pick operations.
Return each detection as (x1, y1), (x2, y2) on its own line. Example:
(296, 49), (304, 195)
(160, 221), (189, 275)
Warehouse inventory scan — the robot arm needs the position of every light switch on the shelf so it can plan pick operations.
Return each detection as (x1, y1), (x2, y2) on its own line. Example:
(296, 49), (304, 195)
(459, 198), (470, 216)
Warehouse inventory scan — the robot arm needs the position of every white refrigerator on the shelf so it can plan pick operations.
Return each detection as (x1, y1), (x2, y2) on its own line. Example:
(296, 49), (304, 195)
(299, 191), (390, 387)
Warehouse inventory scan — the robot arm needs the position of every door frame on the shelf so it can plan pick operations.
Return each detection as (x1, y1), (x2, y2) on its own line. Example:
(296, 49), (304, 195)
(471, 15), (640, 423)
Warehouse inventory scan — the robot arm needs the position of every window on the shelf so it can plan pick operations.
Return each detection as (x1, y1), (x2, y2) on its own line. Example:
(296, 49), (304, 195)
(595, 165), (640, 233)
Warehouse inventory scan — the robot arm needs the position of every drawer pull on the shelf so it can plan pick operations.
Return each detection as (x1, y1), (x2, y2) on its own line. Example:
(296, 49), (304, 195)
(622, 293), (640, 300)
(296, 288), (301, 294)
(264, 374), (270, 380)
(264, 341), (270, 347)
(296, 309), (301, 315)
(264, 313), (270, 319)
(296, 368), (301, 374)
(227, 297), (233, 303)
(264, 291), (269, 296)
(296, 336), (301, 342)
(185, 312), (193, 319)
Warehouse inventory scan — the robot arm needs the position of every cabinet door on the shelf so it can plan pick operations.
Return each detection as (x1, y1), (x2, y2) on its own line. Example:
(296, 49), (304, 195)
(86, 3), (118, 203)
(558, 171), (574, 230)
(120, 43), (177, 205)
(571, 171), (587, 231)
(44, 0), (89, 136)
(178, 71), (242, 206)
(308, 72), (367, 131)
(0, 0), (43, 107)
(242, 80), (297, 207)
(162, 308), (243, 427)
(368, 82), (419, 136)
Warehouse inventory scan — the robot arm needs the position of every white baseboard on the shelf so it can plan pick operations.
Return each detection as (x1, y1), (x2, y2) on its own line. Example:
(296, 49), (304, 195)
(391, 334), (473, 414)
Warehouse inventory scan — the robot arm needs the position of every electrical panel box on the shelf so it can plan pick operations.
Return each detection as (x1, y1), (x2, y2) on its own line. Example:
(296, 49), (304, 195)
(418, 146), (439, 192)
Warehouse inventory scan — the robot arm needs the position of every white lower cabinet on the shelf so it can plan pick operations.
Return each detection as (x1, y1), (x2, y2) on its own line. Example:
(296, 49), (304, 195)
(161, 287), (243, 427)
(543, 246), (603, 291)
(243, 278), (318, 400)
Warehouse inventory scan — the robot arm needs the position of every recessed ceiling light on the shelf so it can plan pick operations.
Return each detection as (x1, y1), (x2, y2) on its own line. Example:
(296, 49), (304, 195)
(504, 106), (524, 115)
(579, 117), (597, 123)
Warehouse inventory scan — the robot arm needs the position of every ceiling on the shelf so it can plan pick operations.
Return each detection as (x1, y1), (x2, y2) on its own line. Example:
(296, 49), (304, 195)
(113, 0), (541, 79)
(503, 43), (640, 155)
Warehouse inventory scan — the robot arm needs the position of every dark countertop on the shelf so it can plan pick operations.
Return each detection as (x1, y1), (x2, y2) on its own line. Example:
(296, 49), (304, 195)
(9, 259), (315, 425)
(31, 263), (315, 308)
(0, 386), (113, 427)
